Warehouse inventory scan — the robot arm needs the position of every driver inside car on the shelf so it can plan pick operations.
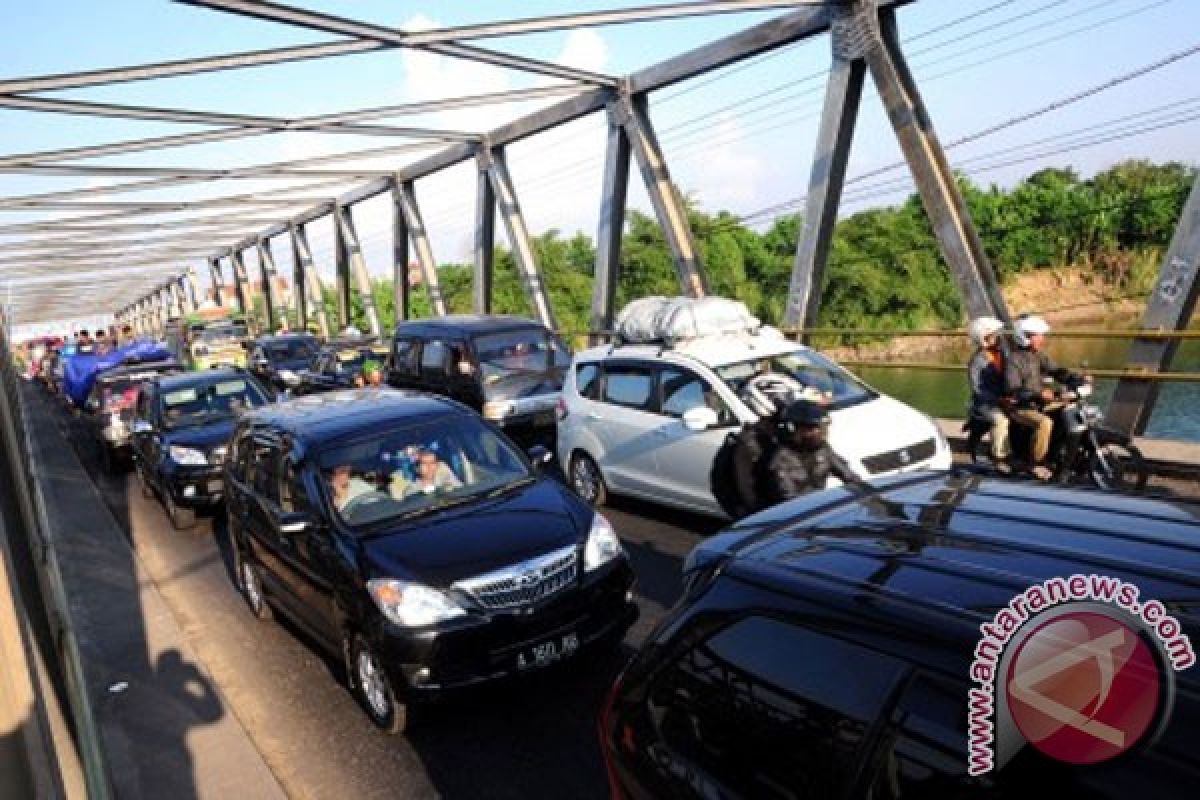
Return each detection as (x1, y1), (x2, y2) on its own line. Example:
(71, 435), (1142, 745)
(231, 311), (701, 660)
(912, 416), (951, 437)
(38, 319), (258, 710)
(397, 448), (463, 499)
(329, 464), (375, 511)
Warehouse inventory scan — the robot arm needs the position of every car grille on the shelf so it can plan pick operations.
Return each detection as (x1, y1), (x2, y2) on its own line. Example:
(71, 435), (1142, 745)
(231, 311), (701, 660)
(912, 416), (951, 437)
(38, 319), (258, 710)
(454, 545), (578, 610)
(861, 438), (936, 475)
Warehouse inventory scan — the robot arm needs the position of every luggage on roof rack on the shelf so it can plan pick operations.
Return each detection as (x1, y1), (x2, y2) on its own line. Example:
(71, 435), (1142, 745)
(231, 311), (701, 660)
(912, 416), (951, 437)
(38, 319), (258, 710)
(614, 296), (760, 345)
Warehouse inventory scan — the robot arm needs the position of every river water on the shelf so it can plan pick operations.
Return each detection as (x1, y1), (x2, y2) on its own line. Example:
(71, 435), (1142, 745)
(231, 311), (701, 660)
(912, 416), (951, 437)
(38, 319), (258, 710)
(853, 315), (1200, 443)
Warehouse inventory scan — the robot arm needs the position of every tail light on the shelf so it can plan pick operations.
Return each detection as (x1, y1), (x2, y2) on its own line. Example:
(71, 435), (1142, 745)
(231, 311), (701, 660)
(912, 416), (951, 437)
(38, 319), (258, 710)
(555, 396), (568, 421)
(598, 672), (628, 800)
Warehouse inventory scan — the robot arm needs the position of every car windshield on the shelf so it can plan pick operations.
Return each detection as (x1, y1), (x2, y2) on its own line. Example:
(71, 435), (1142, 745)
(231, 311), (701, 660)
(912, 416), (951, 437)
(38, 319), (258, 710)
(318, 415), (532, 530)
(333, 346), (387, 375)
(159, 377), (268, 429)
(266, 340), (316, 362)
(197, 323), (246, 343)
(473, 329), (571, 383)
(715, 349), (876, 411)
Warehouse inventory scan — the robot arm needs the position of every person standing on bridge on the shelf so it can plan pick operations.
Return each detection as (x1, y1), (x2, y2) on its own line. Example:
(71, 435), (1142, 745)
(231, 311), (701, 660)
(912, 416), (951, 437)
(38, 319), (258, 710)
(967, 316), (1011, 472)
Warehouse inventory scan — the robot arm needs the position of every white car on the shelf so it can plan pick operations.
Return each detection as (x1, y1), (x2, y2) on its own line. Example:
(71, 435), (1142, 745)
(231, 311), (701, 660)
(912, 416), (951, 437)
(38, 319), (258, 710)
(556, 333), (952, 518)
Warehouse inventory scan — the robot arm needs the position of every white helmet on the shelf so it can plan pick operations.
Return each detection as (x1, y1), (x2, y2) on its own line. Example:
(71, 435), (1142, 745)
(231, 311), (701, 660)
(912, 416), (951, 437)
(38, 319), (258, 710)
(1014, 314), (1051, 347)
(967, 316), (1005, 347)
(741, 373), (804, 418)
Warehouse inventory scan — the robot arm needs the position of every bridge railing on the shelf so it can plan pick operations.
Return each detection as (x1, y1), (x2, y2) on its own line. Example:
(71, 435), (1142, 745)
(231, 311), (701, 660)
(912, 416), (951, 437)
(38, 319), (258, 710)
(0, 330), (110, 797)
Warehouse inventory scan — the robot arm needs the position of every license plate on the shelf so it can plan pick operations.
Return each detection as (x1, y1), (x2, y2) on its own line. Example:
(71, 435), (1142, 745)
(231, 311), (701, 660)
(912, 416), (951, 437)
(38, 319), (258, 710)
(516, 631), (579, 672)
(207, 479), (223, 494)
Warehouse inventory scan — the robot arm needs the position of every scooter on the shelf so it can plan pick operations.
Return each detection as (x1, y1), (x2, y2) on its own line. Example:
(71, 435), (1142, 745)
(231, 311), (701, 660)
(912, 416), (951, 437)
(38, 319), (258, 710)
(965, 378), (1148, 492)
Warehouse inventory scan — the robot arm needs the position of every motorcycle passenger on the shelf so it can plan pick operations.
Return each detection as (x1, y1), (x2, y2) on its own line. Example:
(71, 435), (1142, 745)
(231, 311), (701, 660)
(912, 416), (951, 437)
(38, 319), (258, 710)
(760, 397), (856, 507)
(1004, 314), (1082, 481)
(966, 316), (1011, 471)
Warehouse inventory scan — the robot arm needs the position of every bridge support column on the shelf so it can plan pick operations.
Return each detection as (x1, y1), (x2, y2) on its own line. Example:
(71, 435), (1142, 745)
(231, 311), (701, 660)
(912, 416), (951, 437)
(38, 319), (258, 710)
(592, 103), (632, 344)
(289, 229), (307, 332)
(335, 204), (382, 337)
(391, 184), (410, 323)
(230, 249), (251, 319)
(480, 144), (557, 330)
(183, 268), (200, 314)
(333, 204), (352, 330)
(473, 161), (495, 316)
(394, 180), (447, 317)
(290, 223), (330, 339)
(208, 258), (226, 308)
(786, 0), (1008, 330)
(1107, 174), (1200, 435)
(615, 90), (708, 299)
(256, 238), (279, 334)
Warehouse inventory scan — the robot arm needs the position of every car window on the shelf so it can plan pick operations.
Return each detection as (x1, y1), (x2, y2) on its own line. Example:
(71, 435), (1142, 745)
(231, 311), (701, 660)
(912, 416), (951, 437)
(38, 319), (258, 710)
(235, 432), (256, 486)
(659, 367), (733, 423)
(158, 377), (268, 430)
(393, 338), (419, 376)
(420, 340), (449, 374)
(648, 615), (908, 799)
(576, 363), (600, 400)
(473, 329), (567, 384)
(279, 458), (311, 514)
(252, 440), (280, 502)
(715, 349), (877, 411)
(601, 365), (655, 411)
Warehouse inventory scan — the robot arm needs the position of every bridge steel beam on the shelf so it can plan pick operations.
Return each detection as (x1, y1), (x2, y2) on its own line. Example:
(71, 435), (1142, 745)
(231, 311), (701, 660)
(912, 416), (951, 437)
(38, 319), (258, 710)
(394, 180), (447, 317)
(480, 145), (557, 329)
(208, 258), (226, 307)
(591, 105), (632, 343)
(230, 248), (251, 316)
(333, 204), (352, 330)
(290, 223), (330, 338)
(392, 186), (410, 323)
(473, 159), (496, 316)
(335, 204), (382, 336)
(1107, 175), (1200, 435)
(257, 237), (280, 333)
(288, 227), (307, 332)
(183, 267), (201, 313)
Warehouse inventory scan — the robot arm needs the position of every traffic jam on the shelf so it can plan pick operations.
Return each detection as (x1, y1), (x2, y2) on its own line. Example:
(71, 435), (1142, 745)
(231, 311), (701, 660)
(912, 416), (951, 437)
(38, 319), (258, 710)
(15, 297), (1199, 797)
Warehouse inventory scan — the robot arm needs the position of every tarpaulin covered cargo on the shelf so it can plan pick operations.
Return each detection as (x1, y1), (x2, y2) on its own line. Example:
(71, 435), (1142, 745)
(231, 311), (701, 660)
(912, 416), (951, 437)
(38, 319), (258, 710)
(63, 340), (174, 408)
(614, 296), (760, 345)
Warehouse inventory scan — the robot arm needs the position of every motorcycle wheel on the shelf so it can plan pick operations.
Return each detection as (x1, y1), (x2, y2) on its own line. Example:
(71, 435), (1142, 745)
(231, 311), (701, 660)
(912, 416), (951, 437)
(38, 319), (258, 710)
(1088, 440), (1148, 492)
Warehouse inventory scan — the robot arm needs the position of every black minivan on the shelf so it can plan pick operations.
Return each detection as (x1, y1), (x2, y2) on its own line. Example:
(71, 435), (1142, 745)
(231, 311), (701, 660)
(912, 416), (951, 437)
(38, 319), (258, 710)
(601, 472), (1200, 798)
(387, 316), (571, 447)
(223, 389), (636, 733)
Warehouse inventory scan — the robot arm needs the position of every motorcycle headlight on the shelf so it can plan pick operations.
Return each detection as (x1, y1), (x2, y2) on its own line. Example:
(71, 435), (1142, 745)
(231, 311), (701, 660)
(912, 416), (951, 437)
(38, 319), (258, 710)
(584, 513), (623, 572)
(367, 579), (466, 627)
(168, 445), (208, 466)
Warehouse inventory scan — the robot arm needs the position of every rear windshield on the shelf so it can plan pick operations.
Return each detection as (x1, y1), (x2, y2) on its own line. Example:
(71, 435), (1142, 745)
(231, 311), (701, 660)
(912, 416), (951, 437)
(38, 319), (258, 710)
(159, 377), (268, 429)
(197, 323), (247, 342)
(473, 329), (571, 384)
(715, 349), (876, 411)
(266, 340), (317, 362)
(333, 346), (389, 375)
(317, 415), (532, 530)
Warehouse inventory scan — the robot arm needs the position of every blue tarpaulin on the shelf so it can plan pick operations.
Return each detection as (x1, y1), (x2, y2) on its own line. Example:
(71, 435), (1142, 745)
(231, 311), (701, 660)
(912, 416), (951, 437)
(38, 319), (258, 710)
(63, 340), (174, 407)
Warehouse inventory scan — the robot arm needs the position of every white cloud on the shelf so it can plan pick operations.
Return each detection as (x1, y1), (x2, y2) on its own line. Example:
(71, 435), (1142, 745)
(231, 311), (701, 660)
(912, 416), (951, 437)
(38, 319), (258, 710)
(677, 112), (765, 211)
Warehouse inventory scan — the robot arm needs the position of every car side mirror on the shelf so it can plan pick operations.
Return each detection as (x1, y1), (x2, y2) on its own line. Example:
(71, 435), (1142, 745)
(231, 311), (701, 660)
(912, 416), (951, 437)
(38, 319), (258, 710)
(527, 445), (554, 469)
(132, 419), (154, 434)
(682, 406), (719, 432)
(277, 511), (314, 536)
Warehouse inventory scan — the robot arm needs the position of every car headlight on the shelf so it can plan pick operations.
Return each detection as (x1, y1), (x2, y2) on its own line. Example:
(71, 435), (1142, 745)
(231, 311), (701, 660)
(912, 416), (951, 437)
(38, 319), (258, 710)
(278, 369), (299, 386)
(584, 513), (623, 572)
(168, 445), (208, 466)
(367, 579), (466, 627)
(482, 400), (516, 421)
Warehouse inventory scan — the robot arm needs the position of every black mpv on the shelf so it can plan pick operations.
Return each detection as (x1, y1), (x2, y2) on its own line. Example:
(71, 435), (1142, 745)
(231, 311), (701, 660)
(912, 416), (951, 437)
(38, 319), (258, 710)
(223, 389), (637, 733)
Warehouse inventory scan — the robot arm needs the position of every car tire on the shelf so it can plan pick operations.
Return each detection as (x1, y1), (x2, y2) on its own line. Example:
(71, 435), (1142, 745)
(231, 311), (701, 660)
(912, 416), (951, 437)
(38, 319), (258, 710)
(234, 544), (273, 622)
(135, 460), (155, 499)
(165, 494), (197, 531)
(350, 634), (408, 735)
(569, 452), (607, 507)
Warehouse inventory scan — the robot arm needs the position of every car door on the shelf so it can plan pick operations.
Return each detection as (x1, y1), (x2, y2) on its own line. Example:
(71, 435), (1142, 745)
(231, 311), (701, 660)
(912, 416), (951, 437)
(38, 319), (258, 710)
(591, 361), (663, 496)
(650, 365), (738, 514)
(136, 386), (166, 490)
(240, 435), (309, 624)
(417, 338), (453, 399)
(130, 387), (155, 474)
(388, 336), (420, 390)
(275, 456), (340, 646)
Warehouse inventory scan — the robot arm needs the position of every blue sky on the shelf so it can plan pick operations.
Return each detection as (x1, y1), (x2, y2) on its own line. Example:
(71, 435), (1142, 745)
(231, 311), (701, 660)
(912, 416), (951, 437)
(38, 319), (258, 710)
(4, 0), (1200, 334)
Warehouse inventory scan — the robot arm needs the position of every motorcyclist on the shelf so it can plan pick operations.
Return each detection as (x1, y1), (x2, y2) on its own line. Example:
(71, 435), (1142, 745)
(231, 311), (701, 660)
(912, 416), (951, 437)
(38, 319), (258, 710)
(1004, 314), (1084, 481)
(966, 316), (1011, 471)
(760, 397), (857, 506)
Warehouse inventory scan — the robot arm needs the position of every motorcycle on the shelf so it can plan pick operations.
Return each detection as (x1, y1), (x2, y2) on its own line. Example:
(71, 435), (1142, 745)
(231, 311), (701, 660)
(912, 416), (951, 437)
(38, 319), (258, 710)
(965, 378), (1148, 492)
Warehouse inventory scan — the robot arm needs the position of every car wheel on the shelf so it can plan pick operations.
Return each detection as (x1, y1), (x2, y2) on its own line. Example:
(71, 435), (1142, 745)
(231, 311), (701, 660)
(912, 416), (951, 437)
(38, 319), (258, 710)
(570, 452), (607, 507)
(351, 634), (408, 735)
(135, 460), (154, 499)
(165, 494), (197, 531)
(234, 546), (272, 621)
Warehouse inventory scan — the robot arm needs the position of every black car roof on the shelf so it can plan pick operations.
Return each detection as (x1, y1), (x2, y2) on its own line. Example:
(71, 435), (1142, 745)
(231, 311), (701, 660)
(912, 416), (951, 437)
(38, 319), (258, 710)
(714, 471), (1200, 685)
(97, 360), (181, 381)
(254, 333), (317, 346)
(154, 368), (254, 391)
(393, 315), (546, 337)
(243, 389), (462, 447)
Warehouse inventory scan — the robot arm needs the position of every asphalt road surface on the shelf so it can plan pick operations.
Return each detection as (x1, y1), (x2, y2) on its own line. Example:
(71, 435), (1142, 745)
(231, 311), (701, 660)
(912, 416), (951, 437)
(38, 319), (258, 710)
(53, 400), (724, 800)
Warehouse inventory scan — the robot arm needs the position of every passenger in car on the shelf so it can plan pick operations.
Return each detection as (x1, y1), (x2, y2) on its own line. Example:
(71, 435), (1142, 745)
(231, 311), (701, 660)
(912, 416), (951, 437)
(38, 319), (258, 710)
(330, 464), (375, 511)
(399, 449), (463, 498)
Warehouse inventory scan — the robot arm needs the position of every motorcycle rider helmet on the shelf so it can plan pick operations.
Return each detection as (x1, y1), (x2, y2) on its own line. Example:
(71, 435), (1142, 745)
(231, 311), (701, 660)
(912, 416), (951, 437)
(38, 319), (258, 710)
(967, 316), (1004, 347)
(1014, 314), (1051, 347)
(740, 373), (804, 418)
(779, 397), (831, 448)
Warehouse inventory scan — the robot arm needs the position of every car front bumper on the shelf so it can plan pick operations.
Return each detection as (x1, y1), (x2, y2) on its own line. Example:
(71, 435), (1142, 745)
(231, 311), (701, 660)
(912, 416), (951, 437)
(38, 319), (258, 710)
(162, 464), (226, 508)
(369, 559), (637, 697)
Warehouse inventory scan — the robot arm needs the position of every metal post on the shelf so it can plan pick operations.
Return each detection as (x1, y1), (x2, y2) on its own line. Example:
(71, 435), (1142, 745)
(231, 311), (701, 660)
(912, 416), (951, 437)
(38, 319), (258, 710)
(289, 227), (307, 331)
(481, 145), (557, 329)
(616, 90), (708, 298)
(183, 267), (200, 312)
(473, 159), (496, 315)
(290, 223), (331, 339)
(208, 257), (225, 307)
(1107, 175), (1200, 435)
(334, 204), (382, 336)
(257, 237), (279, 333)
(395, 180), (447, 316)
(592, 105), (632, 344)
(391, 185), (410, 323)
(863, 2), (1008, 323)
(333, 204), (352, 330)
(231, 249), (250, 317)
(784, 13), (866, 331)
